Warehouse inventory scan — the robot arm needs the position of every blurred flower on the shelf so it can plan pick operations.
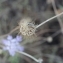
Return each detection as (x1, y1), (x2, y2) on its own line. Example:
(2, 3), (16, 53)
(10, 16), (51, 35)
(2, 35), (24, 56)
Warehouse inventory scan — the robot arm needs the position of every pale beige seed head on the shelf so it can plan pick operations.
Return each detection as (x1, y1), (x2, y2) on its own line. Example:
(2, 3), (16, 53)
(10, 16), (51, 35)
(19, 17), (36, 36)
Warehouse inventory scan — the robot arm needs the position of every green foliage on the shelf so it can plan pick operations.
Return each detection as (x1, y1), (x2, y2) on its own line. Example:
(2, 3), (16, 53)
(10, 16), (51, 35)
(8, 54), (20, 63)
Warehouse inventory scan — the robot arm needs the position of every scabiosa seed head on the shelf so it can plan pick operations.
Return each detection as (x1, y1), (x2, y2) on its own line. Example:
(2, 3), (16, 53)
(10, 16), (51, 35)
(2, 35), (24, 56)
(19, 17), (36, 36)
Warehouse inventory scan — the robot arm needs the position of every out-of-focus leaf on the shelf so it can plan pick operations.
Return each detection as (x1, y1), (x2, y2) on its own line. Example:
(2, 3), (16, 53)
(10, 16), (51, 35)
(8, 54), (20, 63)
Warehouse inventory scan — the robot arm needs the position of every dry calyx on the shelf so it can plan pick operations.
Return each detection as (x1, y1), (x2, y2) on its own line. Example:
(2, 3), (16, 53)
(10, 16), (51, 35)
(19, 17), (36, 36)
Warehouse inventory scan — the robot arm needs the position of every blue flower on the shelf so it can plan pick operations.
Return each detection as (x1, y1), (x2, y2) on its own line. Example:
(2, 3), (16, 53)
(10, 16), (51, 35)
(2, 35), (24, 56)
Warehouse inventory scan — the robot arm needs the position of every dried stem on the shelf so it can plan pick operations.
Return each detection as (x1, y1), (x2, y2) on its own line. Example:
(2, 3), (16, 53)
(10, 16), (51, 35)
(17, 51), (43, 63)
(0, 26), (19, 38)
(36, 12), (63, 29)
(51, 0), (63, 34)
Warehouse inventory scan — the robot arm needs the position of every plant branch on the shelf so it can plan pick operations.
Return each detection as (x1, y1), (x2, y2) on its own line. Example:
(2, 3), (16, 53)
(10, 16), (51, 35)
(51, 0), (63, 34)
(17, 51), (43, 63)
(36, 11), (63, 29)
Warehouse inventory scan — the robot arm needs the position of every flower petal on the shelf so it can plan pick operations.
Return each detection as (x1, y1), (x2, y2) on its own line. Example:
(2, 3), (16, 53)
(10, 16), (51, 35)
(11, 39), (16, 43)
(8, 49), (15, 56)
(7, 35), (13, 40)
(2, 39), (8, 45)
(17, 45), (24, 52)
(16, 35), (22, 42)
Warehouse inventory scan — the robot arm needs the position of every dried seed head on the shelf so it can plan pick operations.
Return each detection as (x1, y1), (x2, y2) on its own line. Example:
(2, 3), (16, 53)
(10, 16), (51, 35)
(19, 17), (36, 36)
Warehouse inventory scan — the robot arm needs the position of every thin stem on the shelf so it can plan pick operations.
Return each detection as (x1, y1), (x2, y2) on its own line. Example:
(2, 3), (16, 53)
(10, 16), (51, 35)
(52, 30), (61, 37)
(0, 26), (19, 38)
(51, 0), (63, 33)
(17, 51), (42, 63)
(36, 12), (63, 28)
